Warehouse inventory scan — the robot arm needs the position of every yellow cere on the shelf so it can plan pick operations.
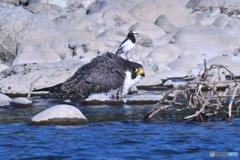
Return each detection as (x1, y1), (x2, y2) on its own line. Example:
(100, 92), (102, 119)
(137, 68), (144, 75)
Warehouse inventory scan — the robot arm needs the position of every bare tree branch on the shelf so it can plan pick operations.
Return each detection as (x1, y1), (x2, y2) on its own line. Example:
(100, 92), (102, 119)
(143, 62), (240, 123)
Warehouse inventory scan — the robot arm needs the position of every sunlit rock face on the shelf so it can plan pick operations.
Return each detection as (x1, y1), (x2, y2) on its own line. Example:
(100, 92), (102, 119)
(30, 104), (88, 125)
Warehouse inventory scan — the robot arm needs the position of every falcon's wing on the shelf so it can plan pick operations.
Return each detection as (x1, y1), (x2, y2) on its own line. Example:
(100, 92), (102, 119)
(61, 53), (126, 99)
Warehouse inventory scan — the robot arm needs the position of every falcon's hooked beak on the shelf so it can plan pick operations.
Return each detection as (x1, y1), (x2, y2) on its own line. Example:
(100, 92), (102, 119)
(137, 68), (145, 77)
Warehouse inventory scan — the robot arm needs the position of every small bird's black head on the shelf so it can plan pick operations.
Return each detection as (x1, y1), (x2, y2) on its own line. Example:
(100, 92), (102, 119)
(127, 31), (138, 43)
(128, 30), (138, 37)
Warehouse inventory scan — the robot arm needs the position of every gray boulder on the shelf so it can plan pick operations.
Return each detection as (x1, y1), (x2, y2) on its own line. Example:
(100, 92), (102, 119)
(189, 56), (240, 76)
(148, 44), (182, 67)
(130, 21), (165, 40)
(155, 15), (179, 33)
(173, 25), (240, 59)
(28, 0), (68, 8)
(0, 3), (68, 66)
(26, 3), (67, 21)
(0, 0), (19, 5)
(0, 59), (87, 94)
(0, 93), (11, 107)
(0, 64), (8, 72)
(30, 104), (88, 125)
(12, 41), (61, 66)
(130, 0), (192, 26)
(11, 97), (32, 108)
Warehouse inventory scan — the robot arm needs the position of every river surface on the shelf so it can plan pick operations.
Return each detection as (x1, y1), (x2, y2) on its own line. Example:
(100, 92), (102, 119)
(0, 98), (240, 159)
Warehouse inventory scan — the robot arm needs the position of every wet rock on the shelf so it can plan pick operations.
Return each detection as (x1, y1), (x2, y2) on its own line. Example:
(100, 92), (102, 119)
(12, 41), (61, 66)
(0, 3), (68, 62)
(11, 97), (32, 108)
(0, 99), (9, 107)
(83, 94), (124, 105)
(125, 95), (163, 104)
(0, 93), (11, 107)
(85, 94), (110, 101)
(163, 79), (173, 87)
(30, 104), (88, 125)
(130, 0), (192, 26)
(163, 79), (186, 87)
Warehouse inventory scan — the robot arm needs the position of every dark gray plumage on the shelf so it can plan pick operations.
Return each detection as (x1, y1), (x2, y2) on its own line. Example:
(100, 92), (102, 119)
(34, 52), (145, 102)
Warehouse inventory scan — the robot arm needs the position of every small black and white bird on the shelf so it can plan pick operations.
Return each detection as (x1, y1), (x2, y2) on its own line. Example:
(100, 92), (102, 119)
(34, 52), (145, 102)
(116, 31), (138, 58)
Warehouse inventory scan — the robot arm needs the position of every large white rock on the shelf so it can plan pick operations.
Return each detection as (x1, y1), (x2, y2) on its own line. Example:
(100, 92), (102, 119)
(189, 56), (240, 77)
(137, 65), (163, 87)
(0, 59), (87, 94)
(86, 0), (144, 14)
(130, 21), (166, 40)
(0, 93), (12, 102)
(11, 97), (32, 108)
(85, 94), (110, 101)
(26, 3), (66, 21)
(0, 3), (68, 63)
(12, 97), (32, 104)
(130, 0), (192, 26)
(148, 44), (182, 66)
(167, 54), (207, 76)
(31, 104), (88, 125)
(0, 93), (11, 107)
(0, 0), (19, 5)
(155, 15), (179, 33)
(12, 41), (61, 66)
(0, 64), (8, 72)
(28, 0), (68, 8)
(102, 7), (137, 27)
(173, 25), (240, 59)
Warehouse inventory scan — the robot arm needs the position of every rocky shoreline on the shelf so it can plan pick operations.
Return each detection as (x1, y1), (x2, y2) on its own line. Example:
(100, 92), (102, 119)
(1, 0), (240, 124)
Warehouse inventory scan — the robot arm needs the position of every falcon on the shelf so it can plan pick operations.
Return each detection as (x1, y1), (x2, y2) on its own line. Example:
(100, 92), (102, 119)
(34, 52), (145, 102)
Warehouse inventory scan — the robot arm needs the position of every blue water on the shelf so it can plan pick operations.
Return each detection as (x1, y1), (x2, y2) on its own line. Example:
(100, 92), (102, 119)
(0, 103), (240, 160)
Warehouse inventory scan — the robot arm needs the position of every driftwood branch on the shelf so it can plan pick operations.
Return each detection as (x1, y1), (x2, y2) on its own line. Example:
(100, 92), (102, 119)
(143, 63), (240, 123)
(227, 83), (240, 123)
(27, 75), (42, 99)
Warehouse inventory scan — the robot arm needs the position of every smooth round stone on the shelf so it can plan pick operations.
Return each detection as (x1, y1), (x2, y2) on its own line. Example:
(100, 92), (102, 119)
(30, 104), (88, 125)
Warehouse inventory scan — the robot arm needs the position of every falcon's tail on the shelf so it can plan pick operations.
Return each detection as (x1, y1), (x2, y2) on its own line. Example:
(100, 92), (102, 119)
(33, 83), (66, 98)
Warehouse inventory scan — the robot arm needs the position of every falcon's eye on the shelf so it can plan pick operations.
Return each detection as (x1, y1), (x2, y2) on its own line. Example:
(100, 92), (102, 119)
(133, 68), (139, 72)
